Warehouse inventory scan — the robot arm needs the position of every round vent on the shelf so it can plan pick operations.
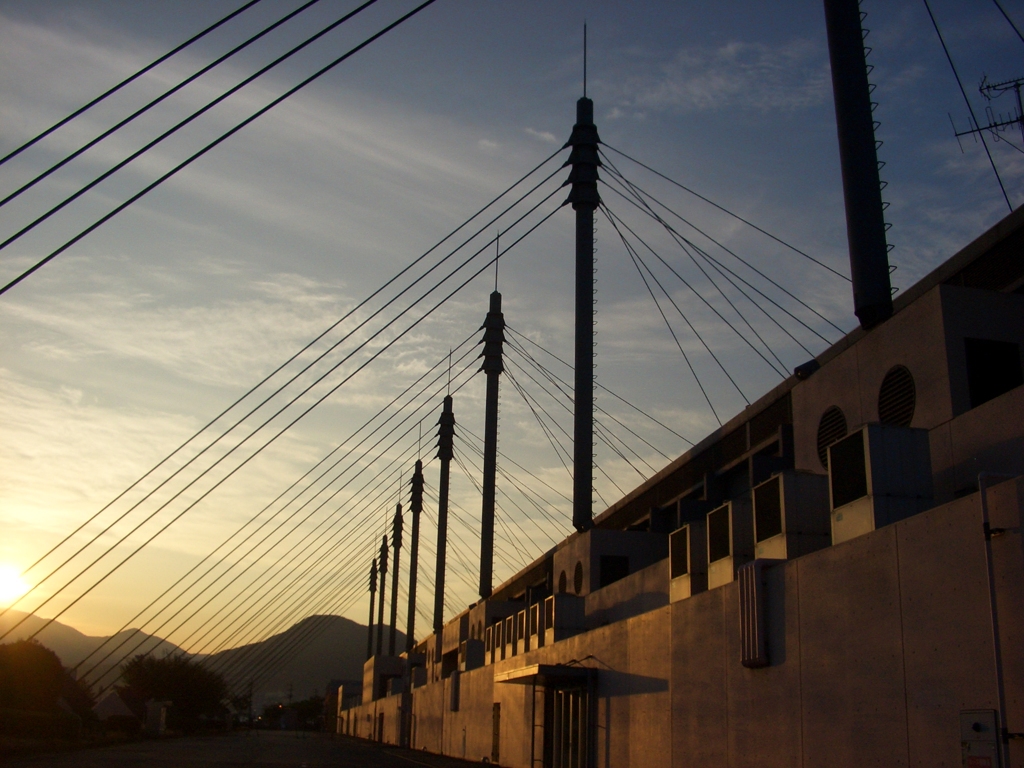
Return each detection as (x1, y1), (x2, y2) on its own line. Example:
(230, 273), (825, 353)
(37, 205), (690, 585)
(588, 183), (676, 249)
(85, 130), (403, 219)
(878, 365), (915, 427)
(573, 562), (584, 595)
(817, 406), (847, 469)
(558, 571), (567, 594)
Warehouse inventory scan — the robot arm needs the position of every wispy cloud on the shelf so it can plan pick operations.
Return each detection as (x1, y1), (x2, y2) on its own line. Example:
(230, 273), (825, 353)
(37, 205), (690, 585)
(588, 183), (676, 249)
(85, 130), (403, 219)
(606, 38), (830, 114)
(525, 127), (557, 143)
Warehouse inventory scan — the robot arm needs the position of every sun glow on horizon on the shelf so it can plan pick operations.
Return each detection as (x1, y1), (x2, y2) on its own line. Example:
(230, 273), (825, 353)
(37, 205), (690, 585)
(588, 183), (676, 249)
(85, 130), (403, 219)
(0, 565), (31, 607)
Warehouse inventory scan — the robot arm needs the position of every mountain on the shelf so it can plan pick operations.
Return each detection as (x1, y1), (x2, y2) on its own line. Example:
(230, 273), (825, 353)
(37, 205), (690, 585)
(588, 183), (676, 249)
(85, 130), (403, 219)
(0, 609), (183, 686)
(0, 611), (392, 706)
(207, 615), (403, 705)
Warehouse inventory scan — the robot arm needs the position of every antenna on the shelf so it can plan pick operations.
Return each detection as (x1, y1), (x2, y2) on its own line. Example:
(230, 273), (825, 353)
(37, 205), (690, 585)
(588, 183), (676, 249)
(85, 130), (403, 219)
(495, 230), (500, 291)
(583, 22), (588, 97)
(447, 348), (452, 395)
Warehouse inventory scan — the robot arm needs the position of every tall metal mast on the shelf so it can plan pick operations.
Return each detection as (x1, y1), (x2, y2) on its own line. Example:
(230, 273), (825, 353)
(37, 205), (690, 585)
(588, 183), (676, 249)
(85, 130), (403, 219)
(564, 96), (601, 532)
(478, 291), (505, 598)
(823, 0), (892, 329)
(432, 396), (455, 633)
(375, 535), (388, 657)
(365, 557), (377, 661)
(388, 501), (403, 656)
(405, 460), (424, 652)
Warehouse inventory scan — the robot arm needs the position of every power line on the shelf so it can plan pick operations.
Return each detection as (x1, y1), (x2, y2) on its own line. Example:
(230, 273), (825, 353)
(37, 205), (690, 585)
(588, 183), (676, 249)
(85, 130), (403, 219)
(0, 0), (267, 168)
(922, 0), (1013, 211)
(0, 0), (337, 210)
(0, 0), (441, 296)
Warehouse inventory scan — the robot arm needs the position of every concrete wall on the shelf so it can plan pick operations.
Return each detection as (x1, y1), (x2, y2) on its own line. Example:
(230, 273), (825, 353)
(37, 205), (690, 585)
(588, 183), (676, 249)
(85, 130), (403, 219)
(340, 481), (1023, 768)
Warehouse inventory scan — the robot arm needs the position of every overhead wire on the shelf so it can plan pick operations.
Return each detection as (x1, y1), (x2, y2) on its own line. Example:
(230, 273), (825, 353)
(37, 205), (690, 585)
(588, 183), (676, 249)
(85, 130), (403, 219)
(0, 0), (267, 168)
(600, 143), (851, 281)
(4, 198), (562, 647)
(921, 0), (1013, 211)
(10, 145), (562, 593)
(0, 0), (441, 295)
(0, 0), (338, 210)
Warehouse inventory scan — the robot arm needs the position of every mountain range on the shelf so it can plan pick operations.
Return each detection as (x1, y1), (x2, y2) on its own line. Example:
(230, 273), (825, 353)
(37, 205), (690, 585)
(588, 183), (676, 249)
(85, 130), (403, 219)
(0, 610), (398, 707)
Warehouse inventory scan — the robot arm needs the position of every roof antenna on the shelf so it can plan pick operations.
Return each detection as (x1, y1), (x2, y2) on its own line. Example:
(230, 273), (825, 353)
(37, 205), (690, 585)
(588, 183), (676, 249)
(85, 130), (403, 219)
(583, 22), (588, 97)
(495, 230), (500, 291)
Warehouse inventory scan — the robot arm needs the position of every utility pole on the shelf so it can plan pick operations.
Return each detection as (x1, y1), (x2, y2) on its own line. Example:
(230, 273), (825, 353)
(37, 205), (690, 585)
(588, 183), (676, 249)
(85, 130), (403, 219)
(376, 535), (388, 657)
(405, 460), (424, 652)
(564, 95), (600, 532)
(365, 557), (377, 661)
(478, 291), (505, 598)
(388, 501), (403, 656)
(433, 396), (455, 633)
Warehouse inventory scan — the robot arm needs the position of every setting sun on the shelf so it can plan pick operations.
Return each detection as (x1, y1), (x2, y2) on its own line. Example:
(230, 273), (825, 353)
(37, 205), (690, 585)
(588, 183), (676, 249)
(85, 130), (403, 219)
(0, 565), (30, 606)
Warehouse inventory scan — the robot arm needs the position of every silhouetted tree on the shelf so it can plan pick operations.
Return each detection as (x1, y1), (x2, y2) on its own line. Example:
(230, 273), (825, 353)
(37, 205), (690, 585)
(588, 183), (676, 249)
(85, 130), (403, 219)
(0, 639), (94, 718)
(120, 655), (226, 732)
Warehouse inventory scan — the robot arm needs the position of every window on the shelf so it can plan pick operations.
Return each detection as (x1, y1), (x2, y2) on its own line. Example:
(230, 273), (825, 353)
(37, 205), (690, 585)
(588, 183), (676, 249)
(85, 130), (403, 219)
(599, 555), (629, 588)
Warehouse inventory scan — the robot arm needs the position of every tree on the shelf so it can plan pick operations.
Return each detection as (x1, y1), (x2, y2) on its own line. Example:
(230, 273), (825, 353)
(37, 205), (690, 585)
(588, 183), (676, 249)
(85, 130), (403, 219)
(0, 639), (94, 718)
(120, 654), (226, 732)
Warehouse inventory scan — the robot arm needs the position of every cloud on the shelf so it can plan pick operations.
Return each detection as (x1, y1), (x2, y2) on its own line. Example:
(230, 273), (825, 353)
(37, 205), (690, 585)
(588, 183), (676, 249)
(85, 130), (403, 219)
(525, 127), (557, 143)
(606, 38), (831, 114)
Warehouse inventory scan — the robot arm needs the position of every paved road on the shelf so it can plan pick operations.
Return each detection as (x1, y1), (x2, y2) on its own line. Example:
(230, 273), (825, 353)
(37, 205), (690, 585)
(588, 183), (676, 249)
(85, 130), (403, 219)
(6, 731), (484, 768)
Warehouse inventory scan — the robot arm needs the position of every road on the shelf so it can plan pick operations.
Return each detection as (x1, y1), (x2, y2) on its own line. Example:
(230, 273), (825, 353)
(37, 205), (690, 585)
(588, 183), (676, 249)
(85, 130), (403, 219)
(6, 731), (485, 768)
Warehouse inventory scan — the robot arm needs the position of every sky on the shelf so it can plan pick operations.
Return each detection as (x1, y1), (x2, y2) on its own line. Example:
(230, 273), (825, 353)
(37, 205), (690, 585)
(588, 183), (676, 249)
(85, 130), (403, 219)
(0, 0), (1021, 659)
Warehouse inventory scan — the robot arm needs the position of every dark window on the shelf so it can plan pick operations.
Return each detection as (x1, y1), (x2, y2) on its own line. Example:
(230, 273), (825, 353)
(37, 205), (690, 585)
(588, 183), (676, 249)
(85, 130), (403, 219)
(830, 430), (867, 508)
(599, 555), (629, 588)
(965, 338), (1023, 409)
(754, 475), (783, 543)
(707, 505), (732, 563)
(817, 406), (848, 469)
(573, 562), (584, 595)
(670, 526), (689, 578)
(878, 365), (916, 427)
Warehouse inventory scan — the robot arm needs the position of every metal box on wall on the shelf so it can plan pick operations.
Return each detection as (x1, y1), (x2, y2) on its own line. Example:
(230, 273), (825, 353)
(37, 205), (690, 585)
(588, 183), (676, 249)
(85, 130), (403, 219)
(542, 593), (585, 646)
(706, 499), (754, 590)
(753, 471), (830, 559)
(829, 423), (933, 545)
(669, 519), (707, 602)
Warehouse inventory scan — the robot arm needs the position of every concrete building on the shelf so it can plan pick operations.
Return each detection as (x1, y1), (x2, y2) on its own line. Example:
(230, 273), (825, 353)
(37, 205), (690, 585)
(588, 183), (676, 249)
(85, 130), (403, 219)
(339, 202), (1024, 767)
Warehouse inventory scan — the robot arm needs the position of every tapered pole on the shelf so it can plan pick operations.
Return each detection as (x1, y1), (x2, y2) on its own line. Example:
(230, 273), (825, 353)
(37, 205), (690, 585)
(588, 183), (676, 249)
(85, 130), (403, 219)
(823, 0), (892, 329)
(388, 502), (403, 656)
(405, 461), (424, 652)
(564, 96), (600, 532)
(478, 291), (505, 598)
(376, 535), (388, 657)
(366, 558), (377, 661)
(433, 396), (455, 634)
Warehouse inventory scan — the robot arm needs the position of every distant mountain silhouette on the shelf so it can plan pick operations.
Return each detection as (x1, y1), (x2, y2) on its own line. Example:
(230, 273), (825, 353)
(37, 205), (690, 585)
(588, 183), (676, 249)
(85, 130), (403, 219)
(0, 610), (184, 687)
(0, 611), (396, 706)
(207, 614), (403, 705)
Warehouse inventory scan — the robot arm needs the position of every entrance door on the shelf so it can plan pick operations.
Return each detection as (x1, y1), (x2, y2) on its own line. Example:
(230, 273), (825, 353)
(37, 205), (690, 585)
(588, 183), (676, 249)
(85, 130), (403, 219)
(544, 687), (592, 768)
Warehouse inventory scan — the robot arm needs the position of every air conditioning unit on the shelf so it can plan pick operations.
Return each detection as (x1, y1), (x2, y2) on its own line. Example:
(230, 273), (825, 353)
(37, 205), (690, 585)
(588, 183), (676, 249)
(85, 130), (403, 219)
(706, 499), (754, 590)
(752, 471), (830, 559)
(669, 519), (707, 602)
(542, 593), (585, 646)
(828, 423), (933, 545)
(504, 615), (515, 658)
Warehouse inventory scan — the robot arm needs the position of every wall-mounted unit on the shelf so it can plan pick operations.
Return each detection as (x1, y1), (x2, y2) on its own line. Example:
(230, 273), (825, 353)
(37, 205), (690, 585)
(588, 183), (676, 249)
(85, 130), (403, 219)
(669, 519), (707, 602)
(515, 609), (529, 655)
(528, 602), (544, 650)
(542, 593), (585, 646)
(828, 423), (933, 545)
(752, 471), (830, 560)
(706, 499), (754, 590)
(504, 615), (515, 659)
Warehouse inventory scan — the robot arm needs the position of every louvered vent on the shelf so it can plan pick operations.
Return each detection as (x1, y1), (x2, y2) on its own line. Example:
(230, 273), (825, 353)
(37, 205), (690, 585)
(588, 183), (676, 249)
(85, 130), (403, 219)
(878, 365), (915, 427)
(817, 406), (848, 469)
